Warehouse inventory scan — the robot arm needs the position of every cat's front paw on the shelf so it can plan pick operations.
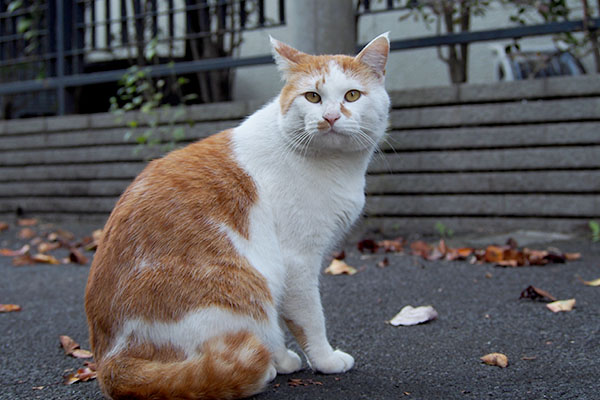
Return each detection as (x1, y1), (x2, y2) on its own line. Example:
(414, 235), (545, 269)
(310, 350), (354, 374)
(274, 349), (302, 374)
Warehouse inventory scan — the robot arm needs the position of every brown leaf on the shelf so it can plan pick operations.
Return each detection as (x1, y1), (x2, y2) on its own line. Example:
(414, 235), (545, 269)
(357, 239), (379, 253)
(546, 298), (575, 313)
(0, 304), (21, 312)
(0, 221), (8, 231)
(564, 253), (581, 261)
(484, 246), (505, 263)
(59, 335), (80, 356)
(581, 277), (600, 286)
(410, 240), (431, 258)
(37, 241), (61, 253)
(481, 353), (508, 368)
(378, 238), (405, 253)
(324, 259), (357, 275)
(17, 218), (38, 227)
(71, 349), (94, 359)
(519, 285), (557, 302)
(12, 254), (36, 266)
(68, 248), (89, 265)
(32, 253), (60, 264)
(18, 227), (37, 240)
(332, 250), (346, 260)
(524, 249), (549, 266)
(0, 244), (30, 257)
(377, 257), (389, 268)
(63, 365), (97, 385)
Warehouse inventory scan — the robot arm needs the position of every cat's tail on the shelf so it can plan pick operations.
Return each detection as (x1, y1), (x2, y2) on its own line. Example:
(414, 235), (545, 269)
(97, 330), (272, 400)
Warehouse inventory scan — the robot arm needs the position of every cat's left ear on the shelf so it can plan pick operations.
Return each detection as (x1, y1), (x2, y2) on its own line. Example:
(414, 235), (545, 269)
(355, 32), (390, 77)
(269, 36), (308, 78)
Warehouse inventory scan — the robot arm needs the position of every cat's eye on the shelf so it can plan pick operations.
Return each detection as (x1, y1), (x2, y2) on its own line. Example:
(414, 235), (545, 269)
(344, 90), (361, 102)
(305, 92), (321, 103)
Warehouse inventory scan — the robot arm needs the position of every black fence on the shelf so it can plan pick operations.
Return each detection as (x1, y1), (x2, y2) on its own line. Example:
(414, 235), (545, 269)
(0, 0), (284, 118)
(1, 0), (599, 119)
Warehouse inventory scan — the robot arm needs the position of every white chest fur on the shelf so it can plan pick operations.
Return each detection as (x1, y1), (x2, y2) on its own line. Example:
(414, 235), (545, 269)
(232, 100), (372, 259)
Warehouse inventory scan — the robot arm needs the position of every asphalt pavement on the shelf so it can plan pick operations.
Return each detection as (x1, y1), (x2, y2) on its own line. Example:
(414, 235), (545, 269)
(1, 219), (599, 400)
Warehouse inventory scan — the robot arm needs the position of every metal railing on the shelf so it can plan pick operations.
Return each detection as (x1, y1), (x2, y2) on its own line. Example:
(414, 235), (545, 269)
(0, 0), (284, 117)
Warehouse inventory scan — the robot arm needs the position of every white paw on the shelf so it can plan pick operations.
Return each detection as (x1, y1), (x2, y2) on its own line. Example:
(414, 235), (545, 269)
(263, 364), (277, 383)
(310, 350), (354, 374)
(274, 349), (303, 374)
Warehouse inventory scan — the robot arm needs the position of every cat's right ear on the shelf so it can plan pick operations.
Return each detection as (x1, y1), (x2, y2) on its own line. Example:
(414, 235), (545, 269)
(270, 36), (306, 79)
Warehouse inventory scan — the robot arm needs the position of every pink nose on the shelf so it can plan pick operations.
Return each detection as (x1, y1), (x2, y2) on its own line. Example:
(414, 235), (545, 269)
(323, 113), (341, 126)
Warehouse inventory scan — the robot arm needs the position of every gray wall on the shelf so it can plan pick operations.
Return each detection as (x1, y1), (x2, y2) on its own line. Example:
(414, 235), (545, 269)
(1, 76), (599, 234)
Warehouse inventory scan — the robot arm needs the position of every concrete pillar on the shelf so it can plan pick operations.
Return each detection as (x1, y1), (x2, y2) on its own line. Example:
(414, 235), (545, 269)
(286, 0), (356, 56)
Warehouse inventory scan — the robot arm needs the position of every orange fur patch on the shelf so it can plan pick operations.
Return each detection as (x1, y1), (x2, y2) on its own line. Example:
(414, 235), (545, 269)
(317, 120), (330, 131)
(85, 130), (272, 361)
(340, 103), (352, 118)
(284, 318), (308, 350)
(99, 331), (270, 400)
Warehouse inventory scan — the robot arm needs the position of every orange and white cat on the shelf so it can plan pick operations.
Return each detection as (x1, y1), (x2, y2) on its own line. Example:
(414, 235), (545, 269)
(85, 33), (390, 399)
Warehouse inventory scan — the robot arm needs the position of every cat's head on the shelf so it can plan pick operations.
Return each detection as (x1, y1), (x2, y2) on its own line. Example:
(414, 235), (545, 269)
(271, 33), (390, 154)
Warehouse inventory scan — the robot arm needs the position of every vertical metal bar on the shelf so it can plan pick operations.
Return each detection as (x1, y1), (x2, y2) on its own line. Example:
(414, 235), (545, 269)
(387, 0), (393, 10)
(90, 0), (96, 48)
(105, 0), (110, 48)
(168, 0), (174, 38)
(56, 0), (66, 115)
(278, 0), (285, 25)
(120, 0), (128, 44)
(75, 0), (85, 73)
(239, 0), (246, 28)
(47, 0), (56, 77)
(257, 0), (264, 26)
(151, 0), (158, 37)
(363, 0), (370, 12)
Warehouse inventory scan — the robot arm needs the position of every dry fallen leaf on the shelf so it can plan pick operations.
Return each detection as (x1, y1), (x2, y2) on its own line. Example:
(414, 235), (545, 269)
(68, 248), (89, 265)
(378, 238), (405, 253)
(357, 239), (379, 253)
(564, 253), (581, 261)
(0, 244), (30, 257)
(481, 353), (508, 368)
(18, 227), (37, 240)
(17, 218), (38, 227)
(546, 298), (576, 313)
(0, 304), (21, 312)
(32, 253), (60, 265)
(37, 241), (61, 253)
(324, 259), (357, 275)
(60, 335), (80, 355)
(582, 277), (600, 287)
(0, 221), (9, 231)
(63, 363), (97, 385)
(519, 285), (557, 302)
(389, 305), (438, 326)
(377, 257), (390, 268)
(60, 335), (93, 358)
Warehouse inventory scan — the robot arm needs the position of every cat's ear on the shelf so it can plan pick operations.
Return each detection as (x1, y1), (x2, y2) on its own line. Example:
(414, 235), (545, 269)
(269, 36), (307, 78)
(355, 32), (390, 77)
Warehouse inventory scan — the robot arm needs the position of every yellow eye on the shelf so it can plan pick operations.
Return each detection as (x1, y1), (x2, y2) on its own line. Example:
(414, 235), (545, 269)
(304, 92), (321, 103)
(344, 90), (361, 102)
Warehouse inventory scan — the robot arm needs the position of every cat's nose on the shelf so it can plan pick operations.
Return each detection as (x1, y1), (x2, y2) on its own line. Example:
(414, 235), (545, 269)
(323, 112), (341, 126)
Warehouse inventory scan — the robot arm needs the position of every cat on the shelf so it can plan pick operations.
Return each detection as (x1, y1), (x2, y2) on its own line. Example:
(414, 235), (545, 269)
(85, 32), (390, 400)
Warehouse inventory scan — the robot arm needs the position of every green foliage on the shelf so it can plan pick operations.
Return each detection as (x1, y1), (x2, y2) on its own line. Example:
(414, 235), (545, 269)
(589, 220), (600, 242)
(434, 221), (454, 238)
(109, 64), (197, 155)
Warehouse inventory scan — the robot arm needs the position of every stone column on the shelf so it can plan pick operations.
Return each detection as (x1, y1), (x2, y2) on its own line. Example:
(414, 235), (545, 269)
(286, 0), (356, 55)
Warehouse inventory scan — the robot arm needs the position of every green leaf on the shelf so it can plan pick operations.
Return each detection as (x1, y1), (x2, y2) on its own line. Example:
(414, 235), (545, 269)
(17, 18), (32, 34)
(127, 120), (139, 128)
(172, 127), (185, 141)
(136, 135), (148, 144)
(7, 0), (23, 13)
